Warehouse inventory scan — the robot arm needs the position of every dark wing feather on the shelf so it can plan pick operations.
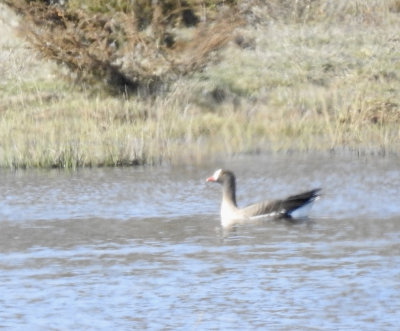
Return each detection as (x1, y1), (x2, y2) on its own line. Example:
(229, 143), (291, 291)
(242, 188), (321, 218)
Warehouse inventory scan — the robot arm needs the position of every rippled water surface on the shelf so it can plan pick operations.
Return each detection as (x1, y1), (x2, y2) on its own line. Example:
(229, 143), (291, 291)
(0, 154), (399, 330)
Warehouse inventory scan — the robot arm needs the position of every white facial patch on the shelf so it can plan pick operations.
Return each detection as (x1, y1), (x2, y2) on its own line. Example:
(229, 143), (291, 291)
(213, 169), (223, 180)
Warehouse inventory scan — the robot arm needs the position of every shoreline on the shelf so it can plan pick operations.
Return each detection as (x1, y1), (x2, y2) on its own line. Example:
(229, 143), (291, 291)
(1, 3), (400, 169)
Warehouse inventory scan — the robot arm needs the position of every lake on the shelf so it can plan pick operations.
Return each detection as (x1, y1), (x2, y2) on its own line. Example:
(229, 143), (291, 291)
(0, 153), (399, 330)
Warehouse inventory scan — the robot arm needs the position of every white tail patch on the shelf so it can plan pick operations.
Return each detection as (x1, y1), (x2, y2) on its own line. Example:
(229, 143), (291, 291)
(288, 197), (319, 219)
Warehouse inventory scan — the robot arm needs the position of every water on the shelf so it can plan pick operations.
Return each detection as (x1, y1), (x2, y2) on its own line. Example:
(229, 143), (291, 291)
(0, 153), (399, 330)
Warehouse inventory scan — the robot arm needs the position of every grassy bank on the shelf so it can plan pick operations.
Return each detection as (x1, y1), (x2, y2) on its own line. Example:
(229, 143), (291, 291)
(1, 1), (400, 168)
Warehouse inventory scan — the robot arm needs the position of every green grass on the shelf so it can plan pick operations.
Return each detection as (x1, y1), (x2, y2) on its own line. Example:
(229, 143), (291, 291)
(1, 1), (400, 168)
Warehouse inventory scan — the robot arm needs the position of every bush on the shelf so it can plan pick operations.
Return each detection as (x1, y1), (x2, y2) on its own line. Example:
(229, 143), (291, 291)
(3, 0), (241, 94)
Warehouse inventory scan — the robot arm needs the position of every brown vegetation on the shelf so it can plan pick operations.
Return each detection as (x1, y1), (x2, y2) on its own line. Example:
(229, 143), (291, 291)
(1, 0), (400, 168)
(3, 0), (241, 94)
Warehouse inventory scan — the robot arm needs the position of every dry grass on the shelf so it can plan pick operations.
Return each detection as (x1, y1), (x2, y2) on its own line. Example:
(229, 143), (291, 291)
(1, 1), (400, 168)
(201, 0), (400, 151)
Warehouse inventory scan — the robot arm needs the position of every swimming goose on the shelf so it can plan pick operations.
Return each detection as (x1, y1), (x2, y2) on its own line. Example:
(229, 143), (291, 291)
(206, 169), (321, 227)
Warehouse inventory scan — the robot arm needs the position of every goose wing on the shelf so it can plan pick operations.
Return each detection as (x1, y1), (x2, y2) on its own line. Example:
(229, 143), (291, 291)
(241, 188), (321, 218)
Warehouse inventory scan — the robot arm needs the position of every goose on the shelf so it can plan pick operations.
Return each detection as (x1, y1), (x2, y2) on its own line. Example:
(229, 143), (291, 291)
(206, 169), (321, 227)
